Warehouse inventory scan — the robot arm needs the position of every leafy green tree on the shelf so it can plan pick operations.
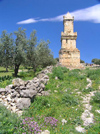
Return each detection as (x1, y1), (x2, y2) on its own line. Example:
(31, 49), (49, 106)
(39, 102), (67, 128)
(0, 31), (13, 72)
(26, 30), (37, 72)
(55, 58), (59, 62)
(0, 28), (55, 75)
(36, 40), (55, 69)
(92, 58), (100, 65)
(0, 40), (3, 64)
(13, 28), (27, 76)
(27, 33), (55, 72)
(80, 59), (85, 63)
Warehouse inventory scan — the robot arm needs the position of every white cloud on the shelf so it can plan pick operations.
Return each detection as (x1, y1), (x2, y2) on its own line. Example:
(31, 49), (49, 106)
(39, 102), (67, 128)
(17, 18), (38, 24)
(17, 4), (100, 24)
(71, 4), (100, 23)
(39, 14), (64, 22)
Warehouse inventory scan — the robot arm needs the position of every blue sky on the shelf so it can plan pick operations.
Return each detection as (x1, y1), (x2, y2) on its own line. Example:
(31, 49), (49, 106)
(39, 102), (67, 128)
(0, 0), (100, 63)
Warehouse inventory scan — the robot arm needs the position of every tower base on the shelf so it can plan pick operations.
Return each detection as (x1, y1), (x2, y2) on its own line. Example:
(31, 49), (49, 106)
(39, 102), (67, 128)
(59, 48), (84, 69)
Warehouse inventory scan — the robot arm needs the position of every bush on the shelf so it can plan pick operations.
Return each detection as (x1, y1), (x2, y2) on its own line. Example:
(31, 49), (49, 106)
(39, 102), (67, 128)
(71, 116), (82, 125)
(0, 75), (12, 82)
(68, 71), (77, 77)
(15, 116), (58, 133)
(61, 67), (69, 73)
(44, 117), (58, 128)
(18, 71), (34, 78)
(68, 69), (85, 80)
(91, 92), (100, 103)
(15, 117), (42, 134)
(0, 104), (20, 134)
(18, 71), (28, 78)
(24, 96), (50, 117)
(51, 66), (64, 80)
(86, 69), (100, 79)
(0, 80), (12, 88)
(62, 93), (79, 106)
(89, 74), (97, 80)
(82, 87), (94, 93)
(68, 69), (80, 77)
(51, 66), (69, 80)
(77, 75), (86, 80)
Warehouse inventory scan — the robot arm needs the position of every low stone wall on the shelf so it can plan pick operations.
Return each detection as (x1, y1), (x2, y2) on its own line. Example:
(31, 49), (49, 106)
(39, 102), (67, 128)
(0, 66), (53, 115)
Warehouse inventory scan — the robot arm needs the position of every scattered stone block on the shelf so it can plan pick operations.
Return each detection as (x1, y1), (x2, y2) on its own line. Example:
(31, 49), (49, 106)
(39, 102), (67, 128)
(16, 98), (31, 110)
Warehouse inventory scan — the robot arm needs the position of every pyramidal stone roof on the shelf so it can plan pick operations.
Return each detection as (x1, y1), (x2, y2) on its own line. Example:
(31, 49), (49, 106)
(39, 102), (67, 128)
(64, 12), (74, 20)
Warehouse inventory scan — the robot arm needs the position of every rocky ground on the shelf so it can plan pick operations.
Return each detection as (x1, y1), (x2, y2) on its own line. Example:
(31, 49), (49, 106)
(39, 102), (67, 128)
(0, 66), (100, 134)
(0, 66), (53, 116)
(75, 78), (97, 133)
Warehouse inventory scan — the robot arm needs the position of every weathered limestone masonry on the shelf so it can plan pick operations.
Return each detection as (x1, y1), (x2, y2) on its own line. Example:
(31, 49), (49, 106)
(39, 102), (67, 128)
(59, 12), (83, 69)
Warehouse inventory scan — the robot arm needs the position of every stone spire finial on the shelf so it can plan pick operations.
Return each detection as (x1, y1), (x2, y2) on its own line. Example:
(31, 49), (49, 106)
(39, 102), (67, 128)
(66, 12), (73, 19)
(63, 12), (74, 20)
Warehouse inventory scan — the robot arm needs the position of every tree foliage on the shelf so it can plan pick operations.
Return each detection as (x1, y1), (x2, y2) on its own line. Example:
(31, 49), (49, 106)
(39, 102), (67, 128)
(92, 58), (100, 65)
(80, 59), (85, 63)
(36, 40), (55, 68)
(55, 58), (59, 62)
(26, 30), (37, 71)
(13, 28), (27, 76)
(0, 28), (55, 76)
(0, 31), (13, 72)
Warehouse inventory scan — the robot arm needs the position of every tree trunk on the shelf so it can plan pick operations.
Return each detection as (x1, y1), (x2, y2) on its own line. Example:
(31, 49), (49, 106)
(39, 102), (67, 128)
(14, 64), (20, 77)
(6, 67), (8, 72)
(33, 64), (37, 73)
(33, 67), (36, 73)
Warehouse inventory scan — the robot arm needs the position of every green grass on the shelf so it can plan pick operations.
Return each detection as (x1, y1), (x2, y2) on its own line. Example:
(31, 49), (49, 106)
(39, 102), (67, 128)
(0, 66), (36, 88)
(20, 67), (87, 133)
(0, 67), (13, 77)
(0, 66), (13, 87)
(0, 66), (44, 88)
(85, 92), (100, 134)
(0, 104), (20, 134)
(0, 66), (100, 133)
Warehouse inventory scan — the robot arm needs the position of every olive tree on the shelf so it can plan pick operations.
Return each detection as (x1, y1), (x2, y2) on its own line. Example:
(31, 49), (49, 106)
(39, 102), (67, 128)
(26, 30), (37, 72)
(0, 31), (13, 72)
(36, 40), (55, 68)
(92, 58), (100, 65)
(13, 28), (27, 76)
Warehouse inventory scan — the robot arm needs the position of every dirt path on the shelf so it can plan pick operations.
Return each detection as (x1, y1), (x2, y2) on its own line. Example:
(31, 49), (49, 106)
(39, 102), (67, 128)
(76, 78), (96, 133)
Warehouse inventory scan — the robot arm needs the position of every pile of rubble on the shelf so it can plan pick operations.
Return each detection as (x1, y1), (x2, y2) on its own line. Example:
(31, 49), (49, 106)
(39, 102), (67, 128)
(0, 66), (53, 115)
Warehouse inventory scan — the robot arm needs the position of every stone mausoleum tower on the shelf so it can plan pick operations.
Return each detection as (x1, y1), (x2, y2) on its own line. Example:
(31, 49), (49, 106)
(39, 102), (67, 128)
(59, 12), (82, 68)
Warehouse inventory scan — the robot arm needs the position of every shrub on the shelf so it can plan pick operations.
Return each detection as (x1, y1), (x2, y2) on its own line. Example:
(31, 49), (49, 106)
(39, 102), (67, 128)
(15, 116), (58, 133)
(36, 66), (43, 73)
(86, 69), (100, 79)
(62, 93), (79, 106)
(0, 75), (12, 82)
(91, 92), (100, 103)
(77, 75), (86, 80)
(68, 69), (85, 80)
(18, 71), (34, 78)
(18, 71), (28, 78)
(89, 74), (97, 80)
(82, 87), (95, 93)
(16, 117), (42, 134)
(68, 69), (80, 77)
(0, 104), (20, 134)
(0, 80), (12, 88)
(71, 116), (82, 125)
(27, 96), (50, 115)
(51, 66), (64, 80)
(61, 67), (69, 73)
(44, 117), (58, 129)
